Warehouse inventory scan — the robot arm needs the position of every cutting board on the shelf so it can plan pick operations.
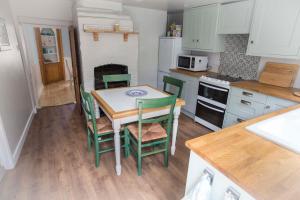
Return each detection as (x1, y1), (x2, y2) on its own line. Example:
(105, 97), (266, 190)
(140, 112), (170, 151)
(259, 62), (299, 88)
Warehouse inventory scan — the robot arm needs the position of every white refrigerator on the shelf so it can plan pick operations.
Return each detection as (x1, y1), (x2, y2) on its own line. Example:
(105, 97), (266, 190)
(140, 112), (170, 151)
(157, 37), (187, 90)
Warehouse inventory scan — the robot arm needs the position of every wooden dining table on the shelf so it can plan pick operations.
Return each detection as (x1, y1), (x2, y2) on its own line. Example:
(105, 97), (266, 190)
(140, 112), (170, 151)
(92, 85), (185, 176)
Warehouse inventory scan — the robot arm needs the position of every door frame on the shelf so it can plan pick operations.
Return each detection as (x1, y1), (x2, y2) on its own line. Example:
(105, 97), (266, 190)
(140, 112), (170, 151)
(35, 27), (66, 85)
(17, 18), (73, 109)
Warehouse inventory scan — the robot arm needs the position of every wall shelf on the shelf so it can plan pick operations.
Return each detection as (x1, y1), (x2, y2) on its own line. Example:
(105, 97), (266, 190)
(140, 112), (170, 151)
(84, 28), (139, 42)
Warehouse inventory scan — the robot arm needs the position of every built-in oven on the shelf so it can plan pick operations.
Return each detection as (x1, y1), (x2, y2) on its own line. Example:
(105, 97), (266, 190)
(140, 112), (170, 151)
(198, 81), (229, 109)
(195, 76), (230, 131)
(195, 99), (225, 131)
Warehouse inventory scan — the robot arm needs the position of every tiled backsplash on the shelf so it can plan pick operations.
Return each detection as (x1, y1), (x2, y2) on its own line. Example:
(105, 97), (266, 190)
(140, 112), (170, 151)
(219, 34), (261, 80)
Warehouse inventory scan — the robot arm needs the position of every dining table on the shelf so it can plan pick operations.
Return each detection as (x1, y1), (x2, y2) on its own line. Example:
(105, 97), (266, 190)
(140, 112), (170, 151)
(91, 85), (185, 176)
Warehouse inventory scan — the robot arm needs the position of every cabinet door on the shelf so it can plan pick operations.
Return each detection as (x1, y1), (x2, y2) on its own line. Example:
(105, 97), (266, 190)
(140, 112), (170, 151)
(196, 4), (219, 50)
(247, 0), (300, 58)
(264, 96), (297, 113)
(183, 8), (196, 49)
(218, 0), (254, 34)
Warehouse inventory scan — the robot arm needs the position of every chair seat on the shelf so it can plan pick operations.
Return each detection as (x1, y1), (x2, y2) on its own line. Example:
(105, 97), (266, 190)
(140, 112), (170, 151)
(127, 123), (167, 142)
(87, 116), (113, 134)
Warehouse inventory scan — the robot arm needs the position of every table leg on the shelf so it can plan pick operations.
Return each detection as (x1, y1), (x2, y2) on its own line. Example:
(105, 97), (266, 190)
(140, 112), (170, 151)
(94, 99), (100, 118)
(171, 107), (181, 156)
(113, 120), (122, 176)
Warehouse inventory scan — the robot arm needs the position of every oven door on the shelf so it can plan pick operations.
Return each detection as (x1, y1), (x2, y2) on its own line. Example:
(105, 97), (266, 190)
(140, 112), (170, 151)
(198, 81), (229, 108)
(178, 56), (191, 69)
(195, 100), (225, 130)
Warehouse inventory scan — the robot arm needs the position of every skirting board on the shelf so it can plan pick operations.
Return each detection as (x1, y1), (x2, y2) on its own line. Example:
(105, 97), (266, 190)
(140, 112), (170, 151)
(11, 109), (35, 167)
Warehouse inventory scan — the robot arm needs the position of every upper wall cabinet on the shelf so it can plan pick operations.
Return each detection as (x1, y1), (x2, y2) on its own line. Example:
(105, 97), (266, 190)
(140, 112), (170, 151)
(183, 4), (224, 52)
(247, 0), (300, 59)
(218, 0), (254, 34)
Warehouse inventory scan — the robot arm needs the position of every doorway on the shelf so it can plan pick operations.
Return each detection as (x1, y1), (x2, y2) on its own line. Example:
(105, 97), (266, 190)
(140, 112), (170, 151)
(22, 24), (80, 109)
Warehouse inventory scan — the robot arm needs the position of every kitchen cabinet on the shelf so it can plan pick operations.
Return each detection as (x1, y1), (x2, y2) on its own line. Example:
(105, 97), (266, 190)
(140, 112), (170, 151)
(183, 4), (224, 52)
(223, 86), (297, 128)
(264, 96), (297, 114)
(247, 0), (300, 59)
(184, 151), (255, 199)
(170, 72), (199, 118)
(218, 0), (254, 34)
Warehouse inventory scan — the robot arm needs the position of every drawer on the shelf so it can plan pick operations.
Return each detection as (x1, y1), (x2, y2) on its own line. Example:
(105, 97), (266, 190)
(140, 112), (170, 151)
(230, 87), (267, 104)
(223, 112), (246, 128)
(227, 95), (266, 119)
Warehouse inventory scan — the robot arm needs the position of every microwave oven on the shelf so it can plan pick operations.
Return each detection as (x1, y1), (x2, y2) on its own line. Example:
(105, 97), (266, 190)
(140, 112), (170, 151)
(177, 55), (208, 71)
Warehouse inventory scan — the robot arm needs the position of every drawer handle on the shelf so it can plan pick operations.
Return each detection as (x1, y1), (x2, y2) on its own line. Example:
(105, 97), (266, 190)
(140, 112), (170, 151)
(225, 187), (240, 200)
(241, 100), (251, 106)
(237, 118), (245, 123)
(203, 169), (214, 185)
(242, 91), (253, 97)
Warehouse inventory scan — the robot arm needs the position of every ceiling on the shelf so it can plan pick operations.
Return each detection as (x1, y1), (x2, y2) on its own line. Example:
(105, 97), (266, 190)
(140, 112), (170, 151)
(104, 0), (214, 11)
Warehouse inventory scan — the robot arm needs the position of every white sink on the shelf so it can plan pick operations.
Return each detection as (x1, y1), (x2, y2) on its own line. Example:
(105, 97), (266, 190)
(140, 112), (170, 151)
(246, 108), (300, 154)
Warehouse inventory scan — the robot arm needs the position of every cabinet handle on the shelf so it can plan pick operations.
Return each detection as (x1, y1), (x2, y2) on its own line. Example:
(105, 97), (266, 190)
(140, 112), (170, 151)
(242, 91), (253, 97)
(237, 118), (245, 123)
(250, 40), (254, 44)
(196, 39), (199, 42)
(225, 187), (240, 200)
(265, 105), (271, 109)
(241, 100), (251, 106)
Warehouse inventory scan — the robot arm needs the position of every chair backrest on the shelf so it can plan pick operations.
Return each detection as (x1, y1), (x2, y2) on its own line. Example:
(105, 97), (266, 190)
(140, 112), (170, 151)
(103, 74), (131, 89)
(163, 76), (185, 98)
(136, 95), (177, 140)
(80, 85), (97, 134)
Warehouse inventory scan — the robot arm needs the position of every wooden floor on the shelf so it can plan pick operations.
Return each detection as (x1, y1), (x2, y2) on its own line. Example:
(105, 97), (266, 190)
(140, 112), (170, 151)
(39, 81), (76, 108)
(0, 105), (211, 200)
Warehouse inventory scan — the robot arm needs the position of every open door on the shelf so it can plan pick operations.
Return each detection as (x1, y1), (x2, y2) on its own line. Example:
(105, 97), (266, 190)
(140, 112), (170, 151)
(35, 27), (65, 85)
(69, 26), (81, 112)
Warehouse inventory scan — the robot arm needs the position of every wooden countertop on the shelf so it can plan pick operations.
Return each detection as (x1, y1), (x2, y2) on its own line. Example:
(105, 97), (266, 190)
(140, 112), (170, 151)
(186, 104), (300, 200)
(232, 80), (300, 103)
(169, 68), (209, 78)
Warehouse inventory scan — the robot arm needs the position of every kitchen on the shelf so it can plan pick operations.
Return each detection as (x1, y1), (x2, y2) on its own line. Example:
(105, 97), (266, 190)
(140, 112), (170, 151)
(158, 0), (300, 199)
(1, 0), (300, 199)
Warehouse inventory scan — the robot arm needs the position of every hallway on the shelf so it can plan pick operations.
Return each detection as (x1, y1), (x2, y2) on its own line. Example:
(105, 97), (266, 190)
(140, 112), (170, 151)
(0, 104), (210, 200)
(38, 80), (75, 107)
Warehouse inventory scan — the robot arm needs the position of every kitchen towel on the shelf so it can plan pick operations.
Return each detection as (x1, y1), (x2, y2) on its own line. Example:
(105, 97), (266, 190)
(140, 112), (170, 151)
(182, 170), (213, 200)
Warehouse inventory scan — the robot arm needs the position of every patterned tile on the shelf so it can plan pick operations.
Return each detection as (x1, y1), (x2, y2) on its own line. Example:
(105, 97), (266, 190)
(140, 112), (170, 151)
(219, 34), (261, 80)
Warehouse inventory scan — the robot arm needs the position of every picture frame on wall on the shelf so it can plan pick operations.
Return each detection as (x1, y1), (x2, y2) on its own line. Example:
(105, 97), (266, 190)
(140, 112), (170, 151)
(0, 18), (11, 51)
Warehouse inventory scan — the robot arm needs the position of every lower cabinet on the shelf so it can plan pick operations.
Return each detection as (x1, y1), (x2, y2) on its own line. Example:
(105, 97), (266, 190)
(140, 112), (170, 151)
(184, 151), (255, 200)
(223, 87), (297, 128)
(170, 72), (199, 118)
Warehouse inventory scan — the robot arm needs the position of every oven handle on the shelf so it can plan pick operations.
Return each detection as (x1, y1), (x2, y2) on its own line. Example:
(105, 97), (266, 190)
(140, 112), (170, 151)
(198, 101), (225, 113)
(200, 82), (228, 92)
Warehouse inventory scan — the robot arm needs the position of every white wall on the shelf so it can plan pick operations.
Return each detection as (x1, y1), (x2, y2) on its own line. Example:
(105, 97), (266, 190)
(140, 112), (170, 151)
(9, 0), (73, 21)
(76, 14), (138, 91)
(0, 0), (34, 169)
(124, 6), (167, 87)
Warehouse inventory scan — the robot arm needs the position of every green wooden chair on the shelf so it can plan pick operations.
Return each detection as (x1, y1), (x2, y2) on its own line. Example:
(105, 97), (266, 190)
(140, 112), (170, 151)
(124, 95), (177, 176)
(103, 74), (131, 89)
(80, 85), (129, 167)
(163, 76), (185, 98)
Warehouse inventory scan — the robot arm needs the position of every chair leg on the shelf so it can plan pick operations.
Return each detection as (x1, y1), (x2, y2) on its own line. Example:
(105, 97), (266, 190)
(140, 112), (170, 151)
(94, 137), (100, 168)
(124, 128), (130, 158)
(87, 128), (92, 152)
(164, 141), (169, 167)
(137, 143), (142, 176)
